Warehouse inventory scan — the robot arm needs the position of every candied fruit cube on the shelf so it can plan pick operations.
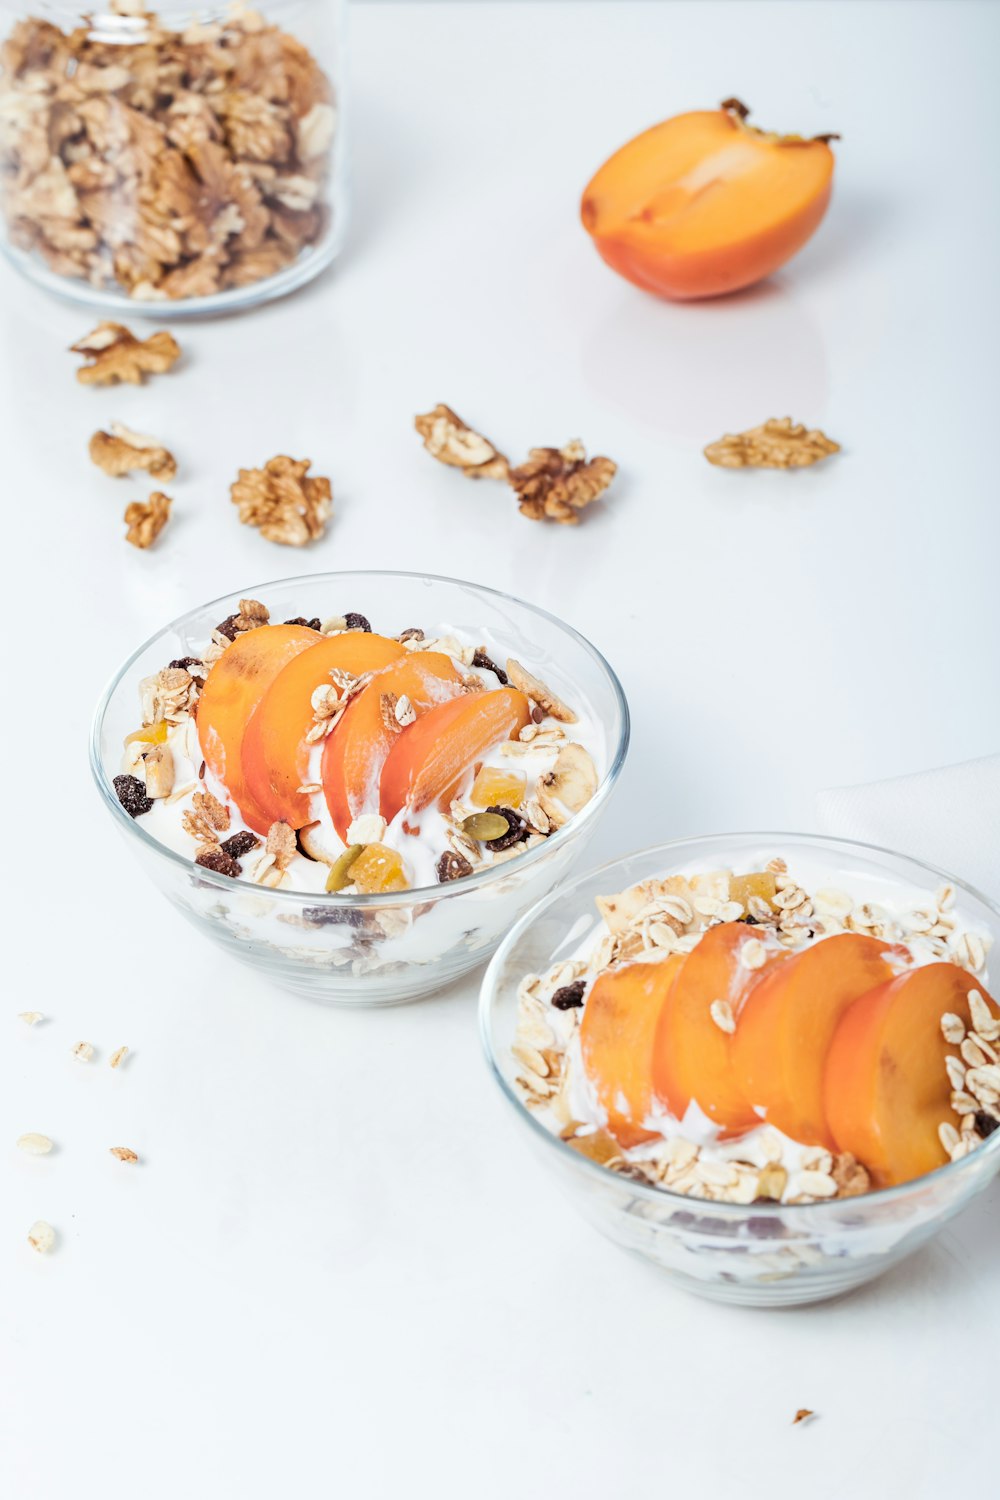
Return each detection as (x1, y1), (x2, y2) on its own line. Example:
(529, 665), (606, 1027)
(125, 720), (169, 747)
(470, 766), (527, 809)
(728, 871), (778, 911)
(350, 842), (409, 894)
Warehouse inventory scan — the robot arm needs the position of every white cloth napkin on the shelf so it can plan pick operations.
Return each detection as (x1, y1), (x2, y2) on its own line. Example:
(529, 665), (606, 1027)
(817, 754), (1000, 902)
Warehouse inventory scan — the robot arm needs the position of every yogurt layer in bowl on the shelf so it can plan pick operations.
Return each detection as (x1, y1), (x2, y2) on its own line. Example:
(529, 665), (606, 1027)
(480, 834), (1000, 1306)
(91, 571), (629, 1005)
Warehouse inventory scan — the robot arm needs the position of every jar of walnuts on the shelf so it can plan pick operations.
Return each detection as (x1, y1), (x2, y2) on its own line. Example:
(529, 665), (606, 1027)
(0, 1), (346, 314)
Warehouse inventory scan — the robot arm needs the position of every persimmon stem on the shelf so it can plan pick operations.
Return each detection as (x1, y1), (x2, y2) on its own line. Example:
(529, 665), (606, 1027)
(720, 97), (841, 144)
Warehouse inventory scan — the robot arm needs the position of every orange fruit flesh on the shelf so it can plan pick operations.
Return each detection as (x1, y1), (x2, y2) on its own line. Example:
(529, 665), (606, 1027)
(241, 633), (405, 832)
(652, 922), (787, 1136)
(581, 109), (834, 300)
(732, 933), (900, 1151)
(196, 623), (321, 830)
(320, 652), (466, 841)
(580, 954), (687, 1148)
(379, 688), (532, 823)
(824, 964), (1000, 1187)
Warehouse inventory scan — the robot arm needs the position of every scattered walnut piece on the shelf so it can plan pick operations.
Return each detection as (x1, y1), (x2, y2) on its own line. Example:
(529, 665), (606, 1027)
(231, 455), (332, 546)
(414, 404), (509, 480)
(792, 1409), (816, 1426)
(109, 1146), (139, 1164)
(89, 423), (177, 481)
(704, 418), (840, 469)
(125, 491), (172, 549)
(505, 659), (577, 724)
(509, 440), (617, 524)
(72, 324), (181, 386)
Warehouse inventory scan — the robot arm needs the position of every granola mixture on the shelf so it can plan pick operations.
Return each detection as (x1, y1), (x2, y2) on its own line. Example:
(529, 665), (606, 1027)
(114, 597), (603, 896)
(0, 4), (336, 302)
(513, 857), (997, 1205)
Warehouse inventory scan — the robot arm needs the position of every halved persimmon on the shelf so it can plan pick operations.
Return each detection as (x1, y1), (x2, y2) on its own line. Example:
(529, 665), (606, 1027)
(652, 922), (786, 1135)
(732, 933), (901, 1151)
(580, 954), (687, 1148)
(241, 633), (405, 832)
(321, 651), (467, 840)
(581, 99), (836, 301)
(379, 688), (532, 824)
(824, 964), (1000, 1187)
(197, 622), (321, 829)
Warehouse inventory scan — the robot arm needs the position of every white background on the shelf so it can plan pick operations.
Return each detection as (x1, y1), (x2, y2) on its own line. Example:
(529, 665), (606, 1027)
(2, 2), (999, 1497)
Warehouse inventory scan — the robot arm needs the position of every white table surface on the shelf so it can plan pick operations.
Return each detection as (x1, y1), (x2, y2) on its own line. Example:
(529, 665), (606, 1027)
(3, 2), (999, 1496)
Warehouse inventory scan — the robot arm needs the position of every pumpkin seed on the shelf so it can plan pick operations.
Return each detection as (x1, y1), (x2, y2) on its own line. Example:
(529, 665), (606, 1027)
(461, 812), (511, 843)
(325, 844), (364, 892)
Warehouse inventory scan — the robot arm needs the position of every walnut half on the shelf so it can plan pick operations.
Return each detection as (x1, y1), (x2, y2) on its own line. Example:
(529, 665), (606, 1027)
(90, 422), (177, 481)
(704, 417), (840, 469)
(124, 491), (172, 549)
(414, 404), (509, 480)
(72, 323), (181, 386)
(509, 441), (617, 524)
(230, 455), (333, 547)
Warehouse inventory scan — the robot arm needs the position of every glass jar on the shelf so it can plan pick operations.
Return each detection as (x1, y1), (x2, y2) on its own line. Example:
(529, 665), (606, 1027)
(0, 0), (346, 316)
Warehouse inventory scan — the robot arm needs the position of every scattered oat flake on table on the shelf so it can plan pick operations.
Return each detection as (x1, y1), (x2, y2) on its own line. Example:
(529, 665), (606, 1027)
(90, 423), (177, 481)
(18, 1011), (44, 1025)
(125, 491), (172, 550)
(792, 1409), (816, 1425)
(27, 1220), (55, 1254)
(509, 441), (617, 524)
(230, 455), (332, 546)
(109, 1046), (129, 1070)
(414, 404), (509, 479)
(704, 418), (840, 469)
(72, 1041), (94, 1062)
(71, 323), (181, 386)
(17, 1133), (53, 1155)
(109, 1146), (139, 1164)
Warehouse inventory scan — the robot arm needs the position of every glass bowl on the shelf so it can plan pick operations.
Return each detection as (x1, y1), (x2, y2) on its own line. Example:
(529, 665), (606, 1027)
(90, 570), (629, 1006)
(480, 833), (1000, 1306)
(0, 0), (347, 317)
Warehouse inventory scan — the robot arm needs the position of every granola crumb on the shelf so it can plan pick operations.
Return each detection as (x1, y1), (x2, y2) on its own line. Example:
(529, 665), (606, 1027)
(27, 1220), (56, 1254)
(109, 1046), (129, 1071)
(109, 1146), (139, 1163)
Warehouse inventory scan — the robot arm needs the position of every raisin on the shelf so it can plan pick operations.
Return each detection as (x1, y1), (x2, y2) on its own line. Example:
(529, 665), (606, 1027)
(437, 850), (474, 883)
(472, 649), (508, 685)
(302, 905), (369, 930)
(215, 614), (241, 641)
(169, 655), (202, 672)
(552, 979), (585, 1010)
(974, 1110), (999, 1139)
(741, 913), (759, 925)
(343, 613), (372, 632)
(195, 848), (241, 878)
(113, 774), (153, 819)
(531, 705), (545, 724)
(284, 616), (321, 630)
(399, 628), (424, 643)
(221, 830), (261, 859)
(484, 805), (529, 852)
(746, 1214), (786, 1238)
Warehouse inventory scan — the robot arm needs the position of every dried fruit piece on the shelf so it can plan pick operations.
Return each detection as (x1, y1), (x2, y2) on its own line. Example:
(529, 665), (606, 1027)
(325, 844), (364, 892)
(552, 980), (586, 1011)
(536, 743), (598, 830)
(124, 491), (172, 549)
(125, 720), (169, 748)
(27, 1220), (55, 1254)
(350, 843), (408, 894)
(436, 850), (474, 883)
(17, 1133), (53, 1155)
(195, 848), (242, 878)
(483, 805), (529, 851)
(414, 404), (509, 479)
(470, 766), (527, 810)
(472, 649), (508, 684)
(704, 418), (840, 469)
(509, 440), (616, 524)
(89, 423), (177, 481)
(505, 660), (577, 723)
(230, 456), (333, 546)
(561, 1126), (624, 1168)
(113, 773), (153, 819)
(343, 613), (372, 633)
(755, 1163), (788, 1202)
(728, 871), (778, 912)
(72, 323), (181, 386)
(220, 831), (261, 860)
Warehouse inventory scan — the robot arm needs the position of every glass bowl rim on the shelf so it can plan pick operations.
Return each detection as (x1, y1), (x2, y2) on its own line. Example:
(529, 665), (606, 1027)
(479, 829), (1000, 1216)
(89, 567), (631, 907)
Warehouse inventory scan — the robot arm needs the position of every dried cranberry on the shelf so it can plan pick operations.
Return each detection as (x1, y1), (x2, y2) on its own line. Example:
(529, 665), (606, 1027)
(551, 979), (585, 1010)
(484, 805), (529, 852)
(974, 1110), (999, 1139)
(195, 848), (241, 878)
(437, 850), (474, 883)
(221, 830), (261, 859)
(343, 613), (371, 632)
(215, 614), (241, 641)
(113, 774), (152, 819)
(169, 655), (202, 672)
(472, 649), (508, 685)
(284, 617), (321, 630)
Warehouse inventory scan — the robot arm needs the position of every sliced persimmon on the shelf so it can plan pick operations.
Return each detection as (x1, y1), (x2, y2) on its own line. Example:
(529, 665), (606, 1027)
(379, 687), (532, 824)
(581, 100), (835, 301)
(580, 954), (687, 1148)
(241, 633), (405, 832)
(652, 922), (786, 1135)
(824, 964), (1000, 1187)
(732, 934), (901, 1151)
(320, 651), (467, 841)
(197, 622), (321, 830)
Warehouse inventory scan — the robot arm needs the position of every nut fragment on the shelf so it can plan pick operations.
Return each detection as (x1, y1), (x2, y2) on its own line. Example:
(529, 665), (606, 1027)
(792, 1409), (816, 1426)
(89, 423), (177, 481)
(109, 1046), (129, 1070)
(536, 743), (598, 829)
(509, 440), (617, 524)
(230, 455), (332, 546)
(72, 324), (181, 385)
(73, 1041), (94, 1063)
(505, 660), (577, 723)
(109, 1146), (139, 1163)
(436, 849), (474, 883)
(125, 491), (172, 549)
(143, 744), (175, 799)
(27, 1220), (55, 1254)
(18, 1011), (44, 1026)
(704, 417), (840, 469)
(831, 1151), (870, 1197)
(325, 844), (364, 892)
(414, 404), (508, 479)
(17, 1132), (53, 1155)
